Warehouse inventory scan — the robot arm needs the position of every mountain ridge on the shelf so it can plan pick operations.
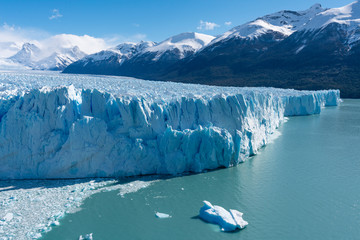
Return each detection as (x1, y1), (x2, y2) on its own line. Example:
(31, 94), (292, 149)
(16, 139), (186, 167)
(64, 1), (360, 98)
(8, 43), (87, 71)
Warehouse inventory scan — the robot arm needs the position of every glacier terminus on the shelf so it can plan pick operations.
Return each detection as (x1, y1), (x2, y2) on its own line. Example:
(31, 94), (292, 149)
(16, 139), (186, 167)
(0, 72), (340, 179)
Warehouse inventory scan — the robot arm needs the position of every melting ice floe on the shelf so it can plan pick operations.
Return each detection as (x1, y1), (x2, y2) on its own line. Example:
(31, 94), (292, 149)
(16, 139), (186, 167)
(199, 201), (248, 232)
(0, 72), (340, 179)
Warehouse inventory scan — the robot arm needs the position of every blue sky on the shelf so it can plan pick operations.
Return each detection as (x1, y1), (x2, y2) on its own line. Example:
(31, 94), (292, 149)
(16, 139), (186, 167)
(0, 0), (354, 43)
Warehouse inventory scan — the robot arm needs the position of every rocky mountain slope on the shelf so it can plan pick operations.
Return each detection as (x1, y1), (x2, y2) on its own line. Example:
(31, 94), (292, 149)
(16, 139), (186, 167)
(64, 32), (215, 76)
(64, 2), (360, 98)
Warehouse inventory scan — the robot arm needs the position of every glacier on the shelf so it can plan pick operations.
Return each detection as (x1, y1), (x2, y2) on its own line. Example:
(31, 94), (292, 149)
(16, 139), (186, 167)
(0, 72), (340, 179)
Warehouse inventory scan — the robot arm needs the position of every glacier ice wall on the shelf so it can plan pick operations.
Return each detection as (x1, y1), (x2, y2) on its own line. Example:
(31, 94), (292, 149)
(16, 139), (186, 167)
(0, 73), (340, 179)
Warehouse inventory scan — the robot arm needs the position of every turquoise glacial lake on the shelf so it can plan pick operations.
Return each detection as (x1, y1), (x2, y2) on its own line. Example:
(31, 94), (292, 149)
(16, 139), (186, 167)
(43, 99), (360, 240)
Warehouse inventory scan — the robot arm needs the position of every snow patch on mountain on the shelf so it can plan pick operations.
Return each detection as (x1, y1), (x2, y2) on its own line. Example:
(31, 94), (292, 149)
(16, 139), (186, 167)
(295, 44), (307, 54)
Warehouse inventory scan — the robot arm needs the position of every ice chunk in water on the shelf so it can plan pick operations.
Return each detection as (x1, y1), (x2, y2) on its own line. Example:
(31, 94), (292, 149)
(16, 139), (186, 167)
(79, 233), (93, 240)
(155, 212), (171, 218)
(199, 201), (248, 231)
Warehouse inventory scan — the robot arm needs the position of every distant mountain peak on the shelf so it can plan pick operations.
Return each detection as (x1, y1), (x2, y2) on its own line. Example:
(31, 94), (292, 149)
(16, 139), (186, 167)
(63, 1), (360, 99)
(21, 43), (39, 51)
(162, 32), (213, 45)
(300, 1), (360, 33)
(113, 41), (156, 56)
(7, 43), (87, 71)
(35, 47), (87, 71)
(310, 3), (322, 10)
(146, 32), (215, 60)
(8, 42), (41, 65)
(209, 4), (326, 46)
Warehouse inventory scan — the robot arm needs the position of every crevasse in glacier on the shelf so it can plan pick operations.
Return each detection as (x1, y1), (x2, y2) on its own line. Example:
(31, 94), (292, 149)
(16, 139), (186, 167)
(0, 73), (340, 179)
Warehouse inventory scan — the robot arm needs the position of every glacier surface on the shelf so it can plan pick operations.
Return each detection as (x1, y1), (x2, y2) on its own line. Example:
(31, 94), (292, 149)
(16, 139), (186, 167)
(0, 71), (340, 179)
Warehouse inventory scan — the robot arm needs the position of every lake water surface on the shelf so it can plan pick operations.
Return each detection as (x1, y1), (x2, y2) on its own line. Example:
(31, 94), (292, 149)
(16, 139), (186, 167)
(43, 99), (360, 240)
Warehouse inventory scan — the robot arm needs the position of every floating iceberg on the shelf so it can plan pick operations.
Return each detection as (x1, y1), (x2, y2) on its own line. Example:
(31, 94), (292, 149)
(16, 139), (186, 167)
(79, 233), (93, 240)
(155, 212), (171, 218)
(0, 72), (340, 179)
(199, 201), (248, 231)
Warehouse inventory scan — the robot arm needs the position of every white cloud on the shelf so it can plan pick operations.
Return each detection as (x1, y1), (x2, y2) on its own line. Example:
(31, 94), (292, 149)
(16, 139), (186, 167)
(132, 33), (147, 40)
(0, 23), (48, 58)
(103, 33), (147, 45)
(197, 20), (220, 31)
(0, 21), (148, 61)
(49, 9), (63, 20)
(225, 21), (232, 26)
(133, 23), (140, 28)
(0, 23), (112, 59)
(40, 34), (108, 55)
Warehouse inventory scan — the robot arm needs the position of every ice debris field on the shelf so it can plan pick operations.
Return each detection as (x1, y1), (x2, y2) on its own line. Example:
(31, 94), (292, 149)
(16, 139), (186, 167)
(0, 178), (155, 239)
(0, 71), (340, 179)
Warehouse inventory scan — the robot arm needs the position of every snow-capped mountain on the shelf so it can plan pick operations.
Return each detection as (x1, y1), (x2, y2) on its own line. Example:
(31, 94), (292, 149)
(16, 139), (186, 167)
(255, 1), (360, 56)
(3, 34), (109, 71)
(146, 32), (215, 60)
(302, 1), (360, 30)
(7, 43), (88, 71)
(8, 43), (41, 67)
(35, 46), (86, 70)
(63, 41), (156, 75)
(64, 1), (360, 98)
(300, 1), (360, 45)
(79, 41), (155, 65)
(211, 3), (325, 45)
(67, 32), (213, 70)
(63, 32), (215, 76)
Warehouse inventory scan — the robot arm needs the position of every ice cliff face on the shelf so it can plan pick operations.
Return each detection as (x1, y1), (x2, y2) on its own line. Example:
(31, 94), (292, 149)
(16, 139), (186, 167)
(0, 72), (340, 179)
